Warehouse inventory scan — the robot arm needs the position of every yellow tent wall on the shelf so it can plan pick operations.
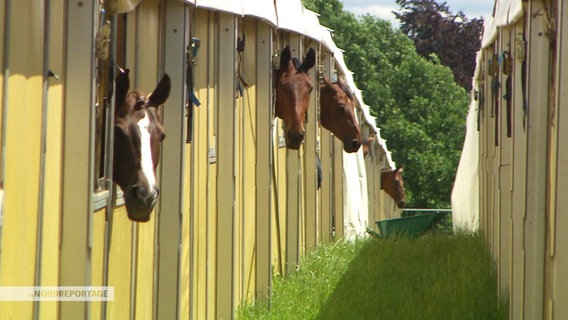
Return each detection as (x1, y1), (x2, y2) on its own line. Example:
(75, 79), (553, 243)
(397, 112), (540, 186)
(0, 1), (395, 319)
(472, 0), (568, 318)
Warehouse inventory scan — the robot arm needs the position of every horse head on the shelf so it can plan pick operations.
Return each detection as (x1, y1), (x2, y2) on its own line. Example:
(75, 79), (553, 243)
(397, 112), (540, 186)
(320, 77), (362, 153)
(274, 46), (316, 149)
(381, 167), (406, 208)
(113, 70), (170, 222)
(362, 134), (376, 157)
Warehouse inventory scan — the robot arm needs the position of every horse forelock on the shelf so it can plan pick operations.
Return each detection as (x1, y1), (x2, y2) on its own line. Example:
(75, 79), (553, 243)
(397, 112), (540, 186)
(290, 57), (301, 71)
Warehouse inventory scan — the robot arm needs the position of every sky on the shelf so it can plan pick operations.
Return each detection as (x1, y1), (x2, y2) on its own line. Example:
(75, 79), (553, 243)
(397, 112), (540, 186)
(340, 0), (495, 26)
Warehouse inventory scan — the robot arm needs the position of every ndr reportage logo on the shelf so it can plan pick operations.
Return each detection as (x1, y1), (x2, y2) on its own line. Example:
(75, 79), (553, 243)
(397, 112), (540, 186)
(0, 286), (114, 301)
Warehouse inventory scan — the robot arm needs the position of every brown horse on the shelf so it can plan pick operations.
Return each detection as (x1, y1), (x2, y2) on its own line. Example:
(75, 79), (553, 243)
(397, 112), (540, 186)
(381, 168), (406, 208)
(113, 69), (170, 222)
(320, 77), (362, 153)
(274, 46), (316, 149)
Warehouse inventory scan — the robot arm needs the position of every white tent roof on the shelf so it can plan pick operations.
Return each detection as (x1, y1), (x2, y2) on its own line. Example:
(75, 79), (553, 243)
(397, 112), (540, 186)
(274, 0), (306, 34)
(481, 0), (523, 49)
(494, 0), (523, 27)
(242, 0), (277, 26)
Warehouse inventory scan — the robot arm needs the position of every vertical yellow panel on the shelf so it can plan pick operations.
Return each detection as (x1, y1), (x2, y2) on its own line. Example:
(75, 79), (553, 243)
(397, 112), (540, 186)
(206, 11), (218, 319)
(0, 1), (44, 318)
(179, 142), (191, 320)
(216, 12), (236, 319)
(272, 119), (287, 275)
(134, 219), (157, 320)
(191, 8), (211, 320)
(523, 1), (549, 318)
(159, 0), (186, 318)
(299, 149), (305, 256)
(551, 0), (568, 317)
(498, 28), (513, 301)
(364, 151), (377, 225)
(319, 52), (333, 243)
(240, 18), (258, 302)
(303, 42), (318, 254)
(106, 208), (133, 319)
(178, 7), (192, 319)
(254, 21), (272, 298)
(333, 139), (344, 238)
(0, 0), (5, 170)
(59, 0), (95, 317)
(89, 210), (107, 320)
(374, 157), (381, 222)
(499, 164), (512, 295)
(510, 18), (527, 319)
(133, 1), (160, 319)
(234, 20), (244, 306)
(285, 36), (301, 274)
(319, 130), (332, 243)
(38, 0), (65, 318)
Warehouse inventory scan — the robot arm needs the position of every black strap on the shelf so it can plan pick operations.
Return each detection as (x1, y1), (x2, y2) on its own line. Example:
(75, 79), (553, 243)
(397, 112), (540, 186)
(186, 37), (201, 143)
(502, 50), (512, 137)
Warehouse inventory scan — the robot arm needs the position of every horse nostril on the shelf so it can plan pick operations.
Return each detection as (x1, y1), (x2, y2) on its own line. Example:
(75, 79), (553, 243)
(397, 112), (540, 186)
(130, 185), (157, 202)
(130, 185), (141, 198)
(288, 131), (305, 143)
(146, 191), (158, 206)
(351, 139), (361, 150)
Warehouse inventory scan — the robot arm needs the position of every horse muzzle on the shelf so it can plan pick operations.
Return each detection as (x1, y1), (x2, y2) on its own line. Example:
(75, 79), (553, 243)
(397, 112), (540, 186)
(124, 185), (159, 222)
(343, 138), (361, 153)
(285, 130), (305, 150)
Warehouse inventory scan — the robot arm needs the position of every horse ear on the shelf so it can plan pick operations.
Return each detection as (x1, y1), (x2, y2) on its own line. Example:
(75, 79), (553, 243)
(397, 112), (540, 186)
(148, 74), (171, 107)
(279, 46), (291, 70)
(115, 69), (130, 104)
(298, 48), (316, 73)
(396, 167), (403, 174)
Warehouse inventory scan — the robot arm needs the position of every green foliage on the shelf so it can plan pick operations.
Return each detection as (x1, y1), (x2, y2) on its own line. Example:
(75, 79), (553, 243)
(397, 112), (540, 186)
(237, 234), (509, 320)
(394, 0), (483, 91)
(304, 0), (469, 207)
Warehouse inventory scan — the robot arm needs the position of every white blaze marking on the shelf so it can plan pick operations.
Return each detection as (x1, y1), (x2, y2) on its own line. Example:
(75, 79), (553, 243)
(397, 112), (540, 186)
(137, 111), (156, 192)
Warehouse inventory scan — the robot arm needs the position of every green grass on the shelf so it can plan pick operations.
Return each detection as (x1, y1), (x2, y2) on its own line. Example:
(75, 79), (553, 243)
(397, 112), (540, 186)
(237, 233), (508, 320)
(237, 239), (365, 320)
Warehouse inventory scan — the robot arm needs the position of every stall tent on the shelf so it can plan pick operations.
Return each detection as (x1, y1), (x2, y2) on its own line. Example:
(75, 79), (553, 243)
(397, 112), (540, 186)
(0, 0), (397, 319)
(453, 0), (568, 318)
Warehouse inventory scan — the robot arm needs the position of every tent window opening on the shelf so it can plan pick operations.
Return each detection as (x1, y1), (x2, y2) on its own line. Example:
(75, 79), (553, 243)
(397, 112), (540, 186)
(93, 6), (127, 202)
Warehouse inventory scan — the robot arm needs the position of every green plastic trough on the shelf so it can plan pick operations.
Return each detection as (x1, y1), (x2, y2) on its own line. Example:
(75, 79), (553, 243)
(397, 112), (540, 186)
(374, 212), (447, 238)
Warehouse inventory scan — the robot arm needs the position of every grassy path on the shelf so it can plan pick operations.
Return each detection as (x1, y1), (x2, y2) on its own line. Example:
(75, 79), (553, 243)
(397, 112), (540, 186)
(237, 233), (508, 320)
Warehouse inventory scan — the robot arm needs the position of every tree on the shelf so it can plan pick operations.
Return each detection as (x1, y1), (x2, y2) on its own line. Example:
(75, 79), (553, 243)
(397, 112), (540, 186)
(394, 0), (483, 91)
(304, 0), (469, 208)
